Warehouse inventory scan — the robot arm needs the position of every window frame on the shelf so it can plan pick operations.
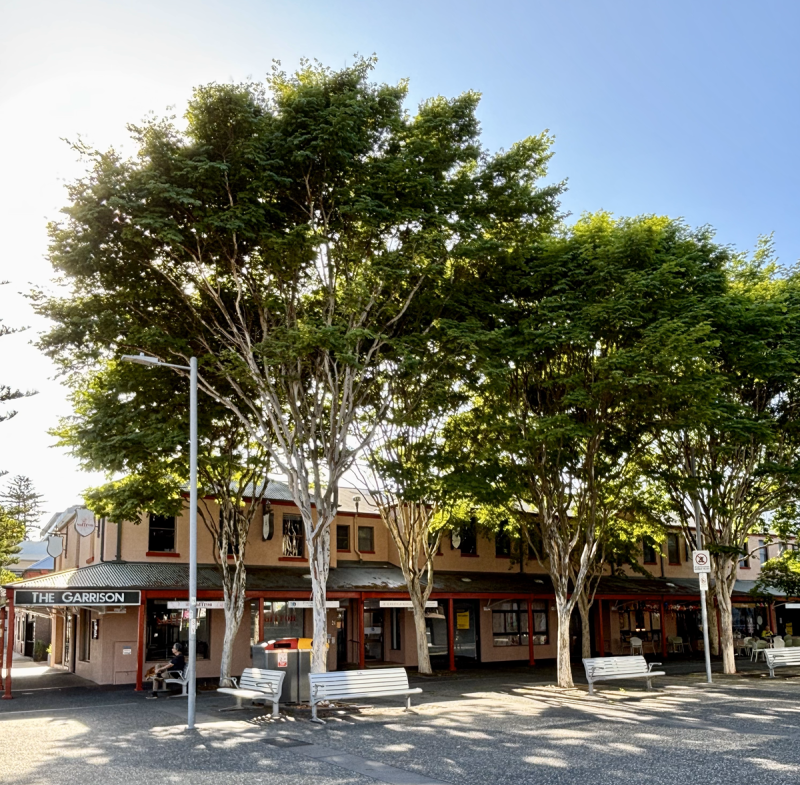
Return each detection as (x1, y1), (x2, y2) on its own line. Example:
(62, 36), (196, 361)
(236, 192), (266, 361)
(491, 600), (548, 647)
(667, 533), (681, 565)
(148, 513), (177, 553)
(282, 513), (305, 558)
(642, 539), (658, 565)
(357, 525), (375, 553)
(336, 524), (351, 552)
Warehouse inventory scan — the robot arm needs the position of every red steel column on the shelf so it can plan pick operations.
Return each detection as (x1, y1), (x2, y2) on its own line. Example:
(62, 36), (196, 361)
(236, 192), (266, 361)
(357, 596), (365, 669)
(135, 591), (146, 692)
(597, 599), (605, 657)
(661, 600), (668, 659)
(258, 597), (265, 642)
(527, 599), (535, 666)
(3, 590), (14, 699)
(447, 598), (456, 672)
(0, 606), (5, 690)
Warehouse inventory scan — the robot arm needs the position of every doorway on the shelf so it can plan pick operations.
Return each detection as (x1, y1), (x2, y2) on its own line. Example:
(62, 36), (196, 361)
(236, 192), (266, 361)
(363, 604), (384, 661)
(453, 600), (480, 662)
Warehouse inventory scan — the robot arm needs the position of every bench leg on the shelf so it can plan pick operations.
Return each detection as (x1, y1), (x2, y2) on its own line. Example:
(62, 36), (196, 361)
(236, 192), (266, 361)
(272, 700), (279, 719)
(646, 679), (652, 691)
(310, 701), (326, 725)
(404, 695), (418, 714)
(769, 668), (775, 678)
(587, 681), (594, 695)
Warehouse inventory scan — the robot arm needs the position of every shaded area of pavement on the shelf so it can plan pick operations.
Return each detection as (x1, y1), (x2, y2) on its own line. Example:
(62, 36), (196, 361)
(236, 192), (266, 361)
(2, 658), (800, 785)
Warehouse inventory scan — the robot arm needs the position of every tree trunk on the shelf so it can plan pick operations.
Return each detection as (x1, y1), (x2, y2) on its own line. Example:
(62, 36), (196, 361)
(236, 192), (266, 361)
(704, 584), (720, 657)
(219, 558), (247, 687)
(411, 597), (433, 675)
(714, 563), (737, 674)
(577, 593), (593, 660)
(309, 527), (331, 674)
(554, 595), (574, 688)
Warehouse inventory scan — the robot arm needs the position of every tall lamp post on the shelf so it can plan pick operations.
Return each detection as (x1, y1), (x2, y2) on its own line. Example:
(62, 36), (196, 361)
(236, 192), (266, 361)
(122, 353), (199, 729)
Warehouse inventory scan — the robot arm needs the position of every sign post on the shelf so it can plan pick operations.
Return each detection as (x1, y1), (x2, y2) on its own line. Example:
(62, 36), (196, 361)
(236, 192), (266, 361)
(692, 546), (713, 683)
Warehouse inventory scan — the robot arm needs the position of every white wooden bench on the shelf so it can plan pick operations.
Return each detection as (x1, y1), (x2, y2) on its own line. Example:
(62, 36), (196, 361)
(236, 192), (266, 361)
(582, 656), (665, 695)
(764, 648), (800, 678)
(217, 668), (286, 716)
(308, 668), (422, 723)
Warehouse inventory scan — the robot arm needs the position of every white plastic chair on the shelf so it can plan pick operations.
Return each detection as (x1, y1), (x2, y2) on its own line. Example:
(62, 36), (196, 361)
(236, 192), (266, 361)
(667, 635), (684, 653)
(752, 640), (769, 661)
(629, 636), (644, 656)
(773, 637), (786, 649)
(742, 636), (755, 657)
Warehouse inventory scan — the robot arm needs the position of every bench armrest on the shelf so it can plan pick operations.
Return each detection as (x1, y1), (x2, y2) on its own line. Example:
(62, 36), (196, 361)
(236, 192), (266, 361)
(165, 670), (186, 680)
(311, 683), (326, 700)
(647, 662), (662, 671)
(230, 676), (239, 689)
(255, 681), (277, 695)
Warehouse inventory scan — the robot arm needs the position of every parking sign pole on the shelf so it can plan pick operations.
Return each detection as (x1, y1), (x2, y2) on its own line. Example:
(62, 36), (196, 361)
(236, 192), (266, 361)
(692, 498), (713, 684)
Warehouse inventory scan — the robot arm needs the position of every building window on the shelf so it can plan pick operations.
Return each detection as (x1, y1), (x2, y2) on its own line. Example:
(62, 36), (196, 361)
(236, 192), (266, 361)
(337, 524), (351, 551)
(491, 601), (548, 646)
(146, 599), (210, 661)
(358, 526), (374, 553)
(149, 514), (176, 552)
(739, 550), (750, 569)
(79, 609), (91, 662)
(643, 539), (658, 564)
(455, 521), (477, 556)
(390, 609), (402, 650)
(495, 526), (518, 558)
(667, 534), (681, 565)
(759, 539), (768, 565)
(282, 514), (304, 557)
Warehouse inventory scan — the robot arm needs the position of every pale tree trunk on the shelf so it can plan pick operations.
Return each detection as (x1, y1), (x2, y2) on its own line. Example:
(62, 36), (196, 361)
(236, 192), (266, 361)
(554, 595), (574, 688)
(704, 584), (720, 657)
(577, 592), (592, 661)
(219, 557), (247, 687)
(308, 525), (331, 674)
(410, 595), (433, 675)
(714, 559), (737, 674)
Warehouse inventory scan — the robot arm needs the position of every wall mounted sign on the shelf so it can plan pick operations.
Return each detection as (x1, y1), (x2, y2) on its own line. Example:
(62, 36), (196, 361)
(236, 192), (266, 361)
(91, 619), (100, 639)
(167, 600), (225, 610)
(379, 600), (438, 609)
(46, 536), (64, 558)
(287, 600), (340, 608)
(14, 590), (141, 606)
(74, 509), (96, 538)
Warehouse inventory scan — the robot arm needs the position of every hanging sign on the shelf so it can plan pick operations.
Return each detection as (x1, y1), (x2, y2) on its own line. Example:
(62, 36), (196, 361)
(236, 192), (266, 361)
(785, 603), (800, 609)
(15, 590), (141, 606)
(287, 600), (340, 609)
(74, 510), (96, 538)
(167, 600), (225, 610)
(47, 536), (64, 558)
(692, 550), (711, 574)
(698, 573), (709, 591)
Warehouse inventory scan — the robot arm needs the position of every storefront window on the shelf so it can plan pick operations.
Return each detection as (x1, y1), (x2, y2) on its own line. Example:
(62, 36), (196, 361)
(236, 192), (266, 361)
(146, 599), (209, 660)
(263, 601), (304, 641)
(491, 601), (548, 646)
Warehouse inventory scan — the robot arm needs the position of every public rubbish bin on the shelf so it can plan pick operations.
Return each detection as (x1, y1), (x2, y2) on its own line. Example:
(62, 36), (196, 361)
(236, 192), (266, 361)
(251, 641), (312, 703)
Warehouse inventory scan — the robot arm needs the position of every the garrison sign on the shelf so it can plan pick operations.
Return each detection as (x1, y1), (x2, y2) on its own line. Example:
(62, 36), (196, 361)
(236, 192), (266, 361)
(14, 590), (141, 606)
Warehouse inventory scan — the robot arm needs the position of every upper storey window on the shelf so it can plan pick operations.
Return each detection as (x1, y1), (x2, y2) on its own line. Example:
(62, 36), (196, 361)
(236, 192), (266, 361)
(282, 514), (305, 557)
(149, 514), (176, 552)
(642, 539), (658, 564)
(667, 533), (681, 565)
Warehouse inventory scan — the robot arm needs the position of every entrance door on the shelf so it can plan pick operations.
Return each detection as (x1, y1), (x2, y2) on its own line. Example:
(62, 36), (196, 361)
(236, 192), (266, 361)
(63, 614), (72, 671)
(24, 616), (35, 658)
(336, 607), (348, 665)
(453, 600), (479, 661)
(364, 607), (384, 661)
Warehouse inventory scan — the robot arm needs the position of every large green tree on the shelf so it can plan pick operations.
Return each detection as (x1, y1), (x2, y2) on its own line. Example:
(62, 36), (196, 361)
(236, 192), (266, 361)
(644, 240), (800, 673)
(36, 58), (561, 670)
(53, 360), (269, 686)
(447, 213), (727, 687)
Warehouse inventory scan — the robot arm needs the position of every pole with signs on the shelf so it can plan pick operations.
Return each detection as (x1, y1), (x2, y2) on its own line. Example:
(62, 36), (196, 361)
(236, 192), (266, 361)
(692, 539), (713, 683)
(188, 356), (198, 730)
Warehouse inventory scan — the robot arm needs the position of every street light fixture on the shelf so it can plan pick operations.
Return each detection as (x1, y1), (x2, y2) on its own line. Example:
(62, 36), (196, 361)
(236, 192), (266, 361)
(121, 353), (199, 729)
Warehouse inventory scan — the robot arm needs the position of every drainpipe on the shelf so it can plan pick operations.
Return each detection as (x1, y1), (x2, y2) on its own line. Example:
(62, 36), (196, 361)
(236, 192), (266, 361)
(100, 517), (106, 562)
(352, 496), (362, 562)
(115, 520), (123, 562)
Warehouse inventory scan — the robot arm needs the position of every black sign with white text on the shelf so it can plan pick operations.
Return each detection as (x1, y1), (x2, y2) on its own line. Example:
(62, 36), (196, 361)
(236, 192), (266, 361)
(14, 590), (141, 606)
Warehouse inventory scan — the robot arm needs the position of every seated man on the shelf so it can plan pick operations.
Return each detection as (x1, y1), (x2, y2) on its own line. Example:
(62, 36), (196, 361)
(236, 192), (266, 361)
(146, 642), (185, 699)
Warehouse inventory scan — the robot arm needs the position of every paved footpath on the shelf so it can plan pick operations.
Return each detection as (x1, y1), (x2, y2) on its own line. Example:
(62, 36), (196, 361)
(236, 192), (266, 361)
(2, 661), (800, 785)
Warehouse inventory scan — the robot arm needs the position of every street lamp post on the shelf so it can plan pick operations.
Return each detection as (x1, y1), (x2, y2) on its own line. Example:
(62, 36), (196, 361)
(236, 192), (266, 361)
(122, 353), (199, 729)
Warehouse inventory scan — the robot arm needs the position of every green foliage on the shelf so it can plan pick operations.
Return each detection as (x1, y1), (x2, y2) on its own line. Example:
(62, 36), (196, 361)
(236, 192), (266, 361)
(754, 552), (800, 598)
(0, 505), (25, 570)
(0, 477), (45, 540)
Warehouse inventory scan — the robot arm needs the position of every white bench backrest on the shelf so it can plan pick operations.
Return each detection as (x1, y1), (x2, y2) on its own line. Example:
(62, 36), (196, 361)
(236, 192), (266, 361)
(583, 656), (650, 678)
(310, 668), (410, 698)
(239, 667), (284, 693)
(765, 649), (800, 665)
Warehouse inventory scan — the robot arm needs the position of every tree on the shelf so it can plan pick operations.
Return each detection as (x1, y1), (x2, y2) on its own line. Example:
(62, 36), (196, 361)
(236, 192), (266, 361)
(0, 282), (36, 424)
(644, 239), (800, 674)
(450, 213), (727, 687)
(0, 505), (25, 575)
(754, 551), (800, 599)
(53, 360), (270, 686)
(1, 476), (45, 540)
(37, 59), (561, 670)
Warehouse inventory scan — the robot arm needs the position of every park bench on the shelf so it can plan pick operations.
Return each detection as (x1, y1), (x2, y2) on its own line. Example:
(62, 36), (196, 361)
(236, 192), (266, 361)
(217, 667), (286, 716)
(764, 648), (800, 678)
(582, 656), (665, 695)
(308, 667), (422, 723)
(163, 668), (189, 697)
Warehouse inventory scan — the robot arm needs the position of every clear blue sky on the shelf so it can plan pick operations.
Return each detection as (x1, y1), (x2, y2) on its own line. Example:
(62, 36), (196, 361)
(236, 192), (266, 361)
(1, 0), (799, 526)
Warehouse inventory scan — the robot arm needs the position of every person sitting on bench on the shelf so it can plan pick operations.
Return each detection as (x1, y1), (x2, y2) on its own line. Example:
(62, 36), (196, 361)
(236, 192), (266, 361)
(147, 643), (185, 699)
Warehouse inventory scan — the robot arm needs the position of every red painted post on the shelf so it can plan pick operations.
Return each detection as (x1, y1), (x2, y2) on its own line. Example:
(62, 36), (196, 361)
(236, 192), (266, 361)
(527, 599), (535, 666)
(447, 598), (456, 672)
(0, 606), (5, 690)
(597, 600), (605, 657)
(258, 597), (265, 642)
(661, 600), (668, 659)
(135, 591), (146, 691)
(3, 590), (14, 699)
(357, 596), (365, 669)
